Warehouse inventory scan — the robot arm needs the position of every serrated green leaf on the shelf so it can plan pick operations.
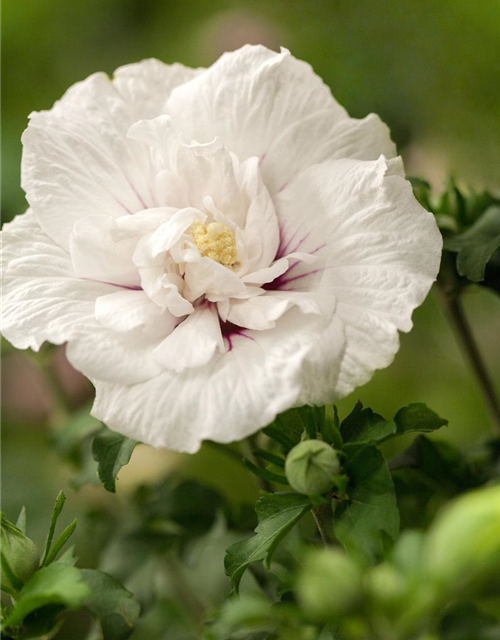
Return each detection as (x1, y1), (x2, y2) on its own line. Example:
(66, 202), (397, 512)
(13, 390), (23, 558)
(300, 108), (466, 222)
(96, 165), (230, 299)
(340, 402), (389, 444)
(445, 205), (500, 282)
(391, 403), (448, 436)
(40, 491), (66, 566)
(92, 428), (138, 493)
(334, 445), (399, 564)
(81, 569), (140, 640)
(2, 563), (91, 628)
(44, 519), (77, 565)
(225, 493), (311, 591)
(340, 402), (446, 445)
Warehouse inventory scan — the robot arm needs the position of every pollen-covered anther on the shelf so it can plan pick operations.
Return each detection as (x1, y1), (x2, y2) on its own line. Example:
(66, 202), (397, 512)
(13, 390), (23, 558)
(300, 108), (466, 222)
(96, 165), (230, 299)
(191, 221), (237, 267)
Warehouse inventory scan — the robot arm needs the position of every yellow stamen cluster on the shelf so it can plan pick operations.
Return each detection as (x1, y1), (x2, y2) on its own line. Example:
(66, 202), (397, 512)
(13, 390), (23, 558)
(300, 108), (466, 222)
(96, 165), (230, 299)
(191, 221), (237, 267)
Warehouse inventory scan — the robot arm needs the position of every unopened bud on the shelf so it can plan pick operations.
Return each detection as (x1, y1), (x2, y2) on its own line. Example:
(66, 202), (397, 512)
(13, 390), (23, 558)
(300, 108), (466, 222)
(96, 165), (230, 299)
(1, 514), (39, 594)
(297, 548), (361, 620)
(424, 484), (500, 594)
(285, 440), (340, 495)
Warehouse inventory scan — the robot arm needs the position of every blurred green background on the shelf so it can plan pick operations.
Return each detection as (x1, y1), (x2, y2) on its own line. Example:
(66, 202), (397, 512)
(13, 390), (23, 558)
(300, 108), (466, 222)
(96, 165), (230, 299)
(2, 0), (500, 592)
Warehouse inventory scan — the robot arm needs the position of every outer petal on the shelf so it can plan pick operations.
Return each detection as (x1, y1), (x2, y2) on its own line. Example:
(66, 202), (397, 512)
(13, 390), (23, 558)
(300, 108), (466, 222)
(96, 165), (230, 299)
(166, 45), (395, 194)
(112, 59), (203, 121)
(1, 210), (116, 350)
(273, 156), (442, 400)
(91, 308), (326, 452)
(66, 327), (163, 385)
(22, 61), (198, 249)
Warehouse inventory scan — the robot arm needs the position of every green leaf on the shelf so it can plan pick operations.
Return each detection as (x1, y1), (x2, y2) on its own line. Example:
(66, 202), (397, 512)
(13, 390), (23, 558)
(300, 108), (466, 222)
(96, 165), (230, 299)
(391, 403), (448, 437)
(253, 449), (285, 468)
(262, 426), (296, 452)
(263, 409), (305, 452)
(81, 569), (140, 640)
(297, 406), (324, 439)
(41, 491), (66, 566)
(16, 507), (27, 535)
(445, 205), (500, 281)
(52, 404), (102, 458)
(334, 445), (399, 564)
(340, 402), (446, 445)
(340, 402), (389, 444)
(321, 406), (343, 449)
(57, 545), (78, 567)
(243, 459), (289, 485)
(138, 478), (226, 540)
(44, 519), (77, 565)
(92, 428), (138, 493)
(2, 563), (91, 628)
(440, 602), (500, 640)
(225, 492), (311, 591)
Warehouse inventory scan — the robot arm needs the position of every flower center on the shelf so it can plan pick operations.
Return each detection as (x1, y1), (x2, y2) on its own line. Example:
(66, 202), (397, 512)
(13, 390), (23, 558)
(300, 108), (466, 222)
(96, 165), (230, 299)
(191, 221), (237, 267)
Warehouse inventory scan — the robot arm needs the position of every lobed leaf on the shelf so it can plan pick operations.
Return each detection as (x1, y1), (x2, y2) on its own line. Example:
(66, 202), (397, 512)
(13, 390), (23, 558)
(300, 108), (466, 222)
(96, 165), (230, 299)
(2, 563), (91, 629)
(334, 445), (399, 564)
(225, 492), (311, 591)
(340, 402), (446, 445)
(445, 205), (500, 282)
(81, 569), (141, 640)
(92, 428), (138, 493)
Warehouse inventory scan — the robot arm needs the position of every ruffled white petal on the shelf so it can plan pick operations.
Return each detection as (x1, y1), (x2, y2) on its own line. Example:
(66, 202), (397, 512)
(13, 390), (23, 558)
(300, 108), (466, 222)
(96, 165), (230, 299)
(22, 61), (200, 250)
(1, 210), (115, 350)
(166, 45), (345, 162)
(91, 308), (324, 452)
(66, 327), (163, 385)
(113, 59), (203, 121)
(261, 112), (397, 194)
(166, 45), (395, 195)
(274, 156), (442, 400)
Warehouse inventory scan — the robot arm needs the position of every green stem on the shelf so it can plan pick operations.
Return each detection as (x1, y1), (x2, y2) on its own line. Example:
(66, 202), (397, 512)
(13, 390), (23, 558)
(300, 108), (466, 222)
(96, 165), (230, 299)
(163, 555), (205, 624)
(240, 435), (273, 492)
(437, 285), (500, 433)
(312, 499), (335, 545)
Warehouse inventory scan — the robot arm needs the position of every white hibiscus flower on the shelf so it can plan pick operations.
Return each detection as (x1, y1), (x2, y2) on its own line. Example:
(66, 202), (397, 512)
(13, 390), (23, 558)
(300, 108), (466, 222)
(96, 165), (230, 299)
(1, 45), (442, 452)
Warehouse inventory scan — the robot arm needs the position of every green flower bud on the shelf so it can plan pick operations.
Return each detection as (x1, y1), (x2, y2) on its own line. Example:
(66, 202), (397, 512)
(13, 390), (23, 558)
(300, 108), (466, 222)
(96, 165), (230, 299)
(1, 513), (39, 594)
(285, 440), (340, 495)
(297, 548), (362, 620)
(424, 484), (500, 594)
(366, 564), (406, 611)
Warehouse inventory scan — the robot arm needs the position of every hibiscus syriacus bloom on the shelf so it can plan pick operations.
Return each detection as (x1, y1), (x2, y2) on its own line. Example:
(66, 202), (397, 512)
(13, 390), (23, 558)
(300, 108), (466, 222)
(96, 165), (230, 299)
(1, 46), (442, 452)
